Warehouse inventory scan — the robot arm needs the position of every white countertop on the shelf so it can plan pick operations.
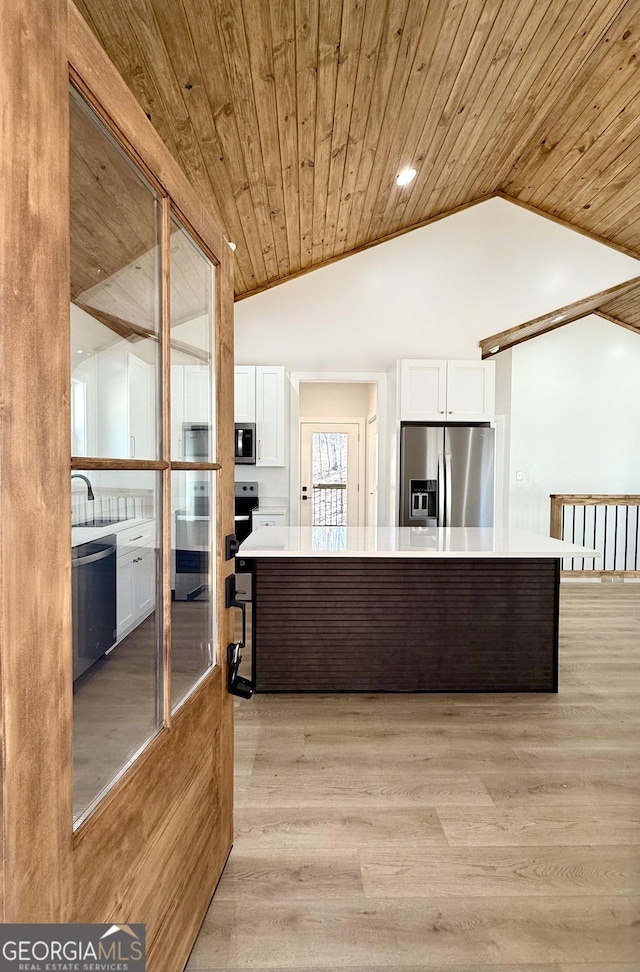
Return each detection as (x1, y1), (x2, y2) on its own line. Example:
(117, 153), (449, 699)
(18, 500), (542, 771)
(238, 526), (600, 559)
(71, 516), (153, 546)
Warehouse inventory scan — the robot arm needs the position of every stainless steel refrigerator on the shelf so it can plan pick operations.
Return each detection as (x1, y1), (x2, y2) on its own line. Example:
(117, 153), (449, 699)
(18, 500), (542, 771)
(399, 424), (495, 527)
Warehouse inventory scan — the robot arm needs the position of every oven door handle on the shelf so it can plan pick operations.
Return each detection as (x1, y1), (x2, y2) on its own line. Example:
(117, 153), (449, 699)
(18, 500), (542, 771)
(72, 542), (117, 567)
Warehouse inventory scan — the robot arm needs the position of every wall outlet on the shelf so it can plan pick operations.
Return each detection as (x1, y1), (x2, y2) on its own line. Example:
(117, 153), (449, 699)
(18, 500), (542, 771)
(515, 470), (523, 481)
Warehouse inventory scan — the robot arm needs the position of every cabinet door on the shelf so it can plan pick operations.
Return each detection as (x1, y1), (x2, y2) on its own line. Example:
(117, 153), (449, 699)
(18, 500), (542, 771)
(134, 545), (156, 618)
(234, 365), (256, 423)
(170, 365), (185, 459)
(400, 360), (447, 421)
(128, 352), (154, 458)
(446, 360), (495, 421)
(256, 365), (285, 466)
(96, 346), (128, 457)
(116, 549), (136, 639)
(184, 364), (210, 423)
(117, 545), (155, 640)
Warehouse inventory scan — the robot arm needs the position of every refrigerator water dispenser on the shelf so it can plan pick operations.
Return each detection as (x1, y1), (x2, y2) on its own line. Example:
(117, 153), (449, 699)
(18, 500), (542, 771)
(410, 479), (437, 519)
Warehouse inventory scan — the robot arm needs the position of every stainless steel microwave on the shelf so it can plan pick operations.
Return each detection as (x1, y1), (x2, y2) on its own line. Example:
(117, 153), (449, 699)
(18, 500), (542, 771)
(235, 423), (256, 464)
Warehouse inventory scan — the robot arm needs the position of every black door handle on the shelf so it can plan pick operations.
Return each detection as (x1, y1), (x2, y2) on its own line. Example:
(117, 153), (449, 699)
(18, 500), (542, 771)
(225, 573), (254, 699)
(227, 642), (254, 699)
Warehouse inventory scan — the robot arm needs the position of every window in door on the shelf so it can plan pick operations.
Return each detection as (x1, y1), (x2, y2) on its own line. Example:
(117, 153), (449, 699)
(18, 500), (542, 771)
(300, 422), (362, 527)
(69, 84), (219, 826)
(169, 216), (217, 712)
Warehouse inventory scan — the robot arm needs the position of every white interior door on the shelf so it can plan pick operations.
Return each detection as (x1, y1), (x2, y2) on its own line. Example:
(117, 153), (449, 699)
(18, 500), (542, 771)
(366, 417), (378, 526)
(300, 422), (362, 527)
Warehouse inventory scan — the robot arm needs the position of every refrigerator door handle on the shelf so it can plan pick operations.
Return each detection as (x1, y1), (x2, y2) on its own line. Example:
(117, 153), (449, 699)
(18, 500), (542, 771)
(437, 453), (445, 526)
(445, 453), (452, 526)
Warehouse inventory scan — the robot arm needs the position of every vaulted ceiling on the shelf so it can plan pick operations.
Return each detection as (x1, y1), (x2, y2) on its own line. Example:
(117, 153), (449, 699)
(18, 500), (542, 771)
(74, 0), (640, 328)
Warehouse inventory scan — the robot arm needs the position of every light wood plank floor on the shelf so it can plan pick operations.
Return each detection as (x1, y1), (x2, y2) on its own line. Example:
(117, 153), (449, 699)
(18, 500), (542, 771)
(188, 582), (640, 972)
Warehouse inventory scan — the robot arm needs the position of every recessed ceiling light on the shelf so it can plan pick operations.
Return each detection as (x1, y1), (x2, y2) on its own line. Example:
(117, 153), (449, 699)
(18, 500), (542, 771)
(77, 349), (85, 354)
(228, 241), (237, 251)
(396, 168), (417, 187)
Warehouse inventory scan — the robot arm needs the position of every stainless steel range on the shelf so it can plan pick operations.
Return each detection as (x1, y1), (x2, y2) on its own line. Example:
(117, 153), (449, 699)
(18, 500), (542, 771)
(234, 481), (259, 545)
(235, 481), (258, 603)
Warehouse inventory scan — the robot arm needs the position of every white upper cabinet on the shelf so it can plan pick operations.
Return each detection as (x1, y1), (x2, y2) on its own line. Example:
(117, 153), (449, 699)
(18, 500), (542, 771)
(183, 364), (210, 422)
(234, 365), (256, 424)
(255, 366), (285, 465)
(234, 364), (286, 466)
(128, 352), (154, 459)
(170, 364), (185, 459)
(400, 359), (495, 422)
(400, 360), (447, 420)
(445, 360), (495, 420)
(170, 363), (212, 459)
(96, 348), (155, 458)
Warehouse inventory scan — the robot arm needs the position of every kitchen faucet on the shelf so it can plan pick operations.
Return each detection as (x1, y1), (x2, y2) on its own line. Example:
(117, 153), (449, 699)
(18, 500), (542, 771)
(71, 473), (95, 501)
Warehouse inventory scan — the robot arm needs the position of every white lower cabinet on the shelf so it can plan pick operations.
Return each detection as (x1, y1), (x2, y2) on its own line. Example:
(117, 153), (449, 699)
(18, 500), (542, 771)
(116, 521), (156, 641)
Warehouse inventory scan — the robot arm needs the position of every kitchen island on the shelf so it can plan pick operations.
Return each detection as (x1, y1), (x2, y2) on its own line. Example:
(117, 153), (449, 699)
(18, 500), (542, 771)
(237, 527), (598, 693)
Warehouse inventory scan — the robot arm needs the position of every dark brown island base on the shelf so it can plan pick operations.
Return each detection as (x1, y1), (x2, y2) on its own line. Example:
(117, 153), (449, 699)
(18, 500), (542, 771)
(238, 527), (598, 693)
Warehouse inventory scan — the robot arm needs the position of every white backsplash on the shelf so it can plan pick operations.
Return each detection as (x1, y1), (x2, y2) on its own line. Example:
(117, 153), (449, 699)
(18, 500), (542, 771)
(71, 490), (152, 525)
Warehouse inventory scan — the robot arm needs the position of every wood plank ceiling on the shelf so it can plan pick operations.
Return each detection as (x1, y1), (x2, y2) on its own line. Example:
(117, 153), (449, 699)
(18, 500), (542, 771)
(73, 0), (640, 331)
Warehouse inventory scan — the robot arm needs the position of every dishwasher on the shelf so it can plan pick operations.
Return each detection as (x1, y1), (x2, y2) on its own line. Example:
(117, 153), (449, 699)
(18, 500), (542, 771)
(72, 534), (117, 680)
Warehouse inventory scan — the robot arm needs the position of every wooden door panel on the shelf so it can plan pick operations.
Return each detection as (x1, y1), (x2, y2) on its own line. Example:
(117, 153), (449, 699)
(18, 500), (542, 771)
(73, 670), (233, 969)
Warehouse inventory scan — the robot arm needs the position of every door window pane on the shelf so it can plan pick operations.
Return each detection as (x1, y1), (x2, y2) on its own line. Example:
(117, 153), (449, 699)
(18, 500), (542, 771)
(72, 469), (161, 826)
(171, 470), (216, 710)
(312, 432), (347, 526)
(69, 87), (161, 460)
(169, 217), (216, 462)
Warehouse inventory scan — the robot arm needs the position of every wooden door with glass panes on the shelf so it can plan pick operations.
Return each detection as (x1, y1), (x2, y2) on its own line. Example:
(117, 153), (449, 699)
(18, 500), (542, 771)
(65, 11), (236, 970)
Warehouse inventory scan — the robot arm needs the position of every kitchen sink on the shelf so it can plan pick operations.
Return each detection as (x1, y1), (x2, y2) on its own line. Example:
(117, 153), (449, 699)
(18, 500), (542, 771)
(74, 517), (127, 528)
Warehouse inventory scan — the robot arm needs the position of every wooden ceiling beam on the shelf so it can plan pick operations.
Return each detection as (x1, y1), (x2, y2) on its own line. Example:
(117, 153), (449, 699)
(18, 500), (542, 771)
(479, 274), (640, 358)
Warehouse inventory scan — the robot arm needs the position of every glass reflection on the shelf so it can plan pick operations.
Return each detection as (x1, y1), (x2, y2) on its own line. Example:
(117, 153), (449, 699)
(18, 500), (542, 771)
(69, 86), (161, 461)
(171, 470), (216, 710)
(72, 469), (161, 826)
(169, 217), (216, 462)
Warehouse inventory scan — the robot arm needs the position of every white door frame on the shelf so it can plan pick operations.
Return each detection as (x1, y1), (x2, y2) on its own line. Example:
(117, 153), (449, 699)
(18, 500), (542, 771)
(366, 414), (378, 527)
(288, 372), (388, 527)
(300, 417), (365, 526)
